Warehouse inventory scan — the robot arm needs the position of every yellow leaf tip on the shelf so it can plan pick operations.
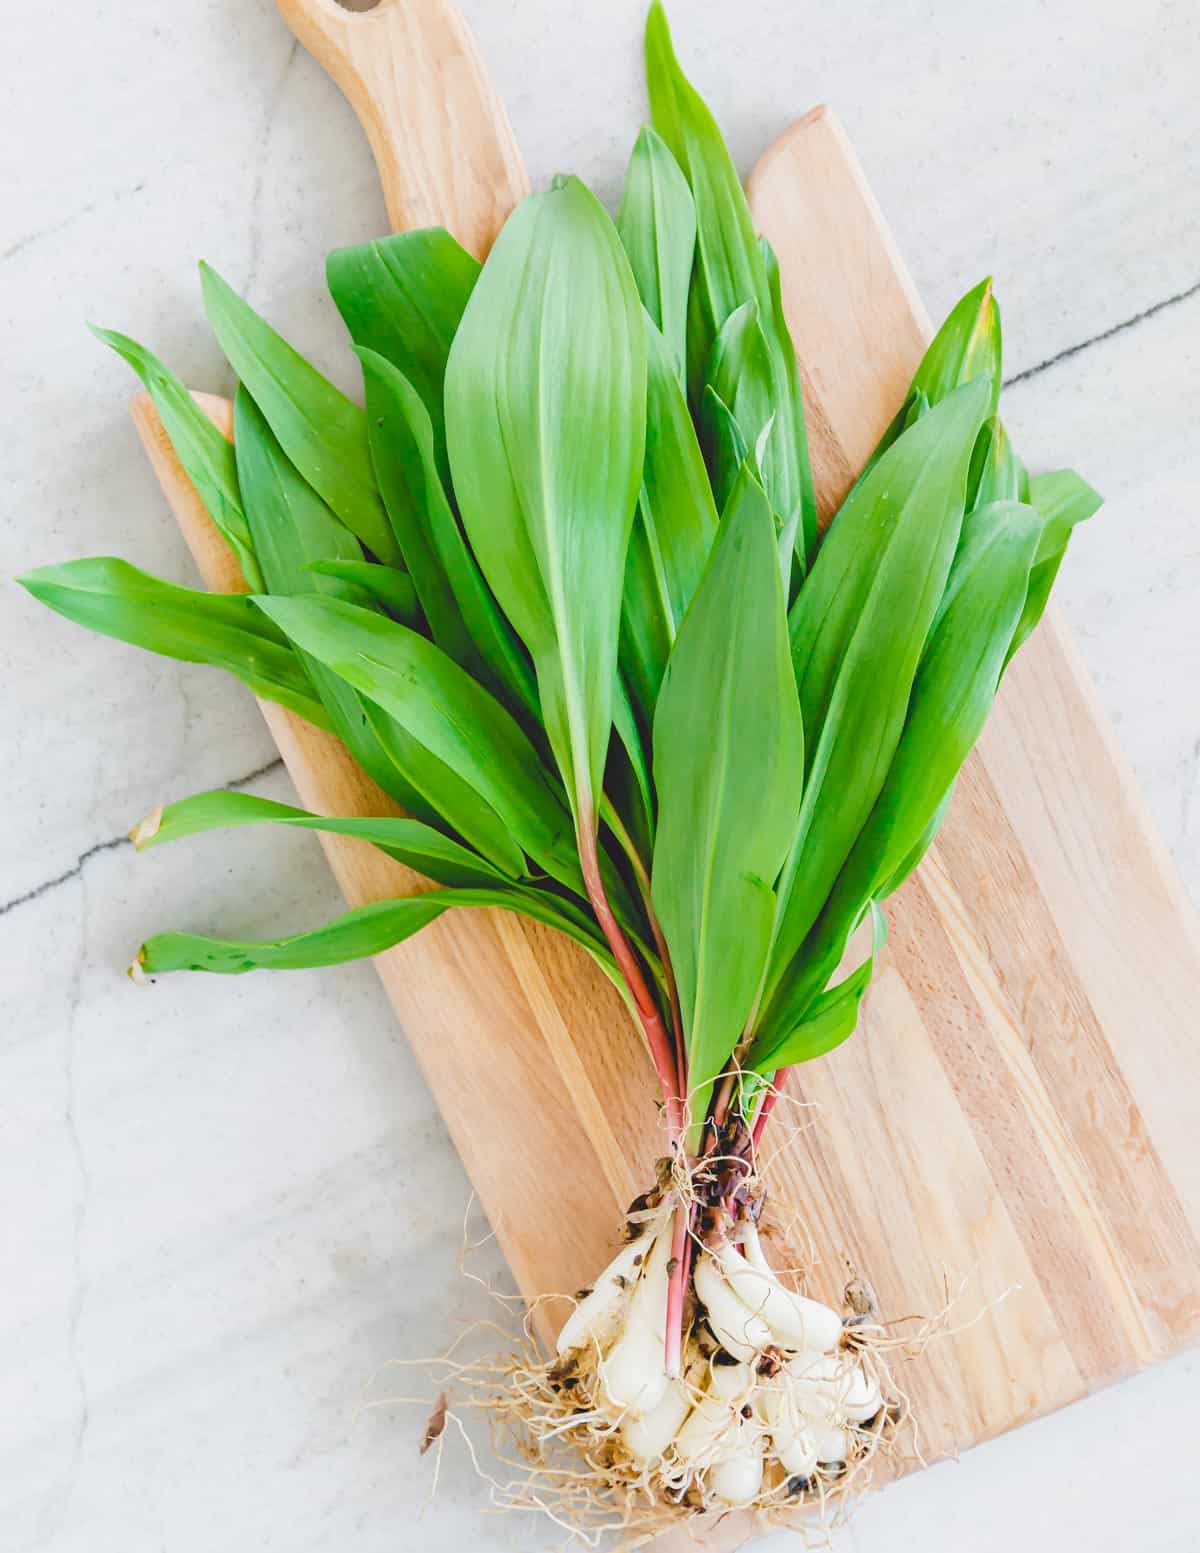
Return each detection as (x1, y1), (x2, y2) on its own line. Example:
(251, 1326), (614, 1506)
(130, 806), (163, 849)
(127, 950), (149, 986)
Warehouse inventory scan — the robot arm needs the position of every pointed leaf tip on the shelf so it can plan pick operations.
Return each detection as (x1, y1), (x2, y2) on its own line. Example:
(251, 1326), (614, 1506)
(130, 807), (163, 849)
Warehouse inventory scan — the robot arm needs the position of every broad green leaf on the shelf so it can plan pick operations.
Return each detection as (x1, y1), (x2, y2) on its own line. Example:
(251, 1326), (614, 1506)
(702, 301), (774, 506)
(758, 235), (817, 558)
(139, 896), (450, 973)
(700, 385), (750, 516)
(1027, 468), (1103, 559)
(913, 278), (1002, 416)
(131, 788), (521, 888)
(138, 885), (616, 977)
(855, 385), (930, 492)
(229, 399), (524, 858)
(358, 347), (474, 659)
(905, 388), (931, 428)
(968, 416), (1023, 511)
(874, 781), (955, 904)
(199, 263), (399, 565)
(444, 175), (647, 830)
(93, 328), (262, 589)
(1007, 557), (1065, 666)
(254, 594), (582, 891)
(769, 498), (1041, 1031)
(776, 501), (803, 601)
(617, 126), (697, 378)
(1006, 468), (1103, 665)
(651, 464), (804, 1136)
(305, 559), (419, 626)
(748, 906), (886, 1074)
(233, 387), (363, 594)
(764, 379), (990, 1003)
(327, 227), (479, 475)
(232, 387), (442, 824)
(358, 348), (538, 721)
(620, 320), (719, 724)
(17, 558), (329, 730)
(646, 2), (814, 557)
(865, 279), (1002, 482)
(359, 699), (527, 880)
(610, 672), (656, 847)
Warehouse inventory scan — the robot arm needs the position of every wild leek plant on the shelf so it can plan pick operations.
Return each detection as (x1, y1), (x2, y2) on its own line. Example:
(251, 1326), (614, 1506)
(20, 2), (1100, 1526)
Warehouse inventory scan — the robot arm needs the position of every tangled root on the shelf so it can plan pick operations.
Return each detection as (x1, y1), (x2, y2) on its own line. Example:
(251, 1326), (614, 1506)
(399, 1287), (913, 1548)
(368, 1070), (1020, 1547)
(383, 1188), (932, 1547)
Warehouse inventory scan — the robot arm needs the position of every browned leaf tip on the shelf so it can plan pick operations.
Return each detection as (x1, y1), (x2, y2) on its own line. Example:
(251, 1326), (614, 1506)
(420, 1393), (448, 1456)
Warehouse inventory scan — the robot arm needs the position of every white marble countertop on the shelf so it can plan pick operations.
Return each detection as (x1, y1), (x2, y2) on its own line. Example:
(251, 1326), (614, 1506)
(3, 2), (1199, 1549)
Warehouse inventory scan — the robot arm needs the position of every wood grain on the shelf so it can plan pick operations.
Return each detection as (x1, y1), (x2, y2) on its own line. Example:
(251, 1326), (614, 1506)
(130, 0), (1200, 1507)
(747, 107), (1200, 1453)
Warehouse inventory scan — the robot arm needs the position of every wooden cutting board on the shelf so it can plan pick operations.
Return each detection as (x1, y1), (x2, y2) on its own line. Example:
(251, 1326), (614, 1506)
(132, 0), (1200, 1495)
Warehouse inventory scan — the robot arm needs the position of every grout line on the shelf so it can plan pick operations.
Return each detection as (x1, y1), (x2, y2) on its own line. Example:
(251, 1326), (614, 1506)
(0, 756), (284, 923)
(1005, 276), (1200, 388)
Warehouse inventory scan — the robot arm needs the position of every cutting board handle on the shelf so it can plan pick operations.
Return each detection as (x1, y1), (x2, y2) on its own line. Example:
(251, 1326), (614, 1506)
(276, 0), (528, 253)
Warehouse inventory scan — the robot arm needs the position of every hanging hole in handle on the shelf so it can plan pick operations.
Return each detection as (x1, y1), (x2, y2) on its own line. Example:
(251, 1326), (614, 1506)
(333, 0), (383, 11)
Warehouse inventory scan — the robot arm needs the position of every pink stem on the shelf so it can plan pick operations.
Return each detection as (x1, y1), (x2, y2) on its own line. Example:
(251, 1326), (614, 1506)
(750, 1068), (789, 1153)
(579, 822), (685, 1139)
(663, 1196), (694, 1378)
(600, 800), (688, 1099)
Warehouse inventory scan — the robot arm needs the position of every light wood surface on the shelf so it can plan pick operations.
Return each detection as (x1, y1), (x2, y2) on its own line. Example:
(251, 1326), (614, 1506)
(130, 0), (1200, 1503)
(275, 0), (527, 258)
(747, 110), (1200, 1451)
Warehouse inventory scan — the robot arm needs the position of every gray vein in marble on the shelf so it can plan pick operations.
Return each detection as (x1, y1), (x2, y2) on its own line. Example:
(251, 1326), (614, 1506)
(0, 756), (283, 922)
(2, 179), (149, 265)
(1006, 274), (1200, 388)
(0, 836), (129, 923)
(243, 39), (301, 303)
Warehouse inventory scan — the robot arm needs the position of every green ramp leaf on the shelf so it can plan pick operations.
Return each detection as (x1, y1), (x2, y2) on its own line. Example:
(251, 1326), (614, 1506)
(617, 125), (696, 377)
(132, 789), (526, 889)
(254, 594), (581, 892)
(199, 263), (399, 566)
(17, 557), (329, 730)
(701, 300), (774, 513)
(327, 227), (479, 475)
(912, 278), (1002, 416)
(873, 783), (955, 905)
(749, 905), (886, 1074)
(233, 386), (455, 830)
(444, 174), (647, 834)
(1006, 468), (1103, 665)
(762, 496), (1041, 1038)
(620, 319), (719, 725)
(358, 348), (538, 722)
(764, 378), (990, 1006)
(968, 415), (1024, 510)
(138, 885), (615, 978)
(93, 327), (262, 590)
(304, 559), (419, 626)
(864, 278), (1002, 483)
(646, 1), (814, 558)
(651, 463), (804, 1136)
